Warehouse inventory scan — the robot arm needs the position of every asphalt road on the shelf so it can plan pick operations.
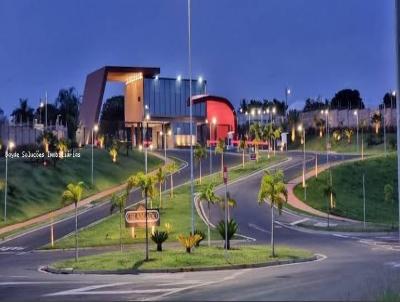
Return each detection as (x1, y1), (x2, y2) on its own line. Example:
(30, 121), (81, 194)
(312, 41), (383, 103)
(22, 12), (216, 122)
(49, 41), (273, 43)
(0, 150), (399, 301)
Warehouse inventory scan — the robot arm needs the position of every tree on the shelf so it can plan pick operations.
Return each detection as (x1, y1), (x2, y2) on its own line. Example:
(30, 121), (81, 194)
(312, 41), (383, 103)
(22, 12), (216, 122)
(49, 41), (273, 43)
(218, 191), (237, 221)
(344, 129), (354, 144)
(55, 87), (80, 142)
(263, 124), (274, 154)
(127, 172), (157, 261)
(272, 128), (282, 155)
(314, 116), (325, 138)
(155, 167), (166, 208)
(216, 219), (238, 250)
(61, 182), (84, 262)
(330, 89), (365, 110)
(382, 92), (397, 109)
(384, 184), (395, 228)
(239, 138), (247, 168)
(34, 103), (58, 126)
(109, 146), (118, 163)
(194, 143), (207, 183)
(303, 98), (326, 112)
(371, 112), (382, 134)
(57, 138), (69, 158)
(11, 99), (34, 124)
(110, 192), (127, 252)
(250, 123), (262, 161)
(99, 95), (125, 141)
(166, 162), (179, 198)
(258, 170), (288, 257)
(215, 139), (225, 175)
(287, 110), (300, 142)
(198, 182), (221, 246)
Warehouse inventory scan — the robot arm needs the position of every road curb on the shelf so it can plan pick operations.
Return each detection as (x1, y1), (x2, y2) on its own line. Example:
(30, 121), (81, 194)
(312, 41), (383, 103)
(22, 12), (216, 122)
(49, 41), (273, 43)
(40, 255), (318, 275)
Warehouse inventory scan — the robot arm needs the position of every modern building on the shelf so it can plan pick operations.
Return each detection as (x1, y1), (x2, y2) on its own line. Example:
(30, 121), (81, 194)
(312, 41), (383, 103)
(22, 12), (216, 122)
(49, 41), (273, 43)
(77, 66), (237, 148)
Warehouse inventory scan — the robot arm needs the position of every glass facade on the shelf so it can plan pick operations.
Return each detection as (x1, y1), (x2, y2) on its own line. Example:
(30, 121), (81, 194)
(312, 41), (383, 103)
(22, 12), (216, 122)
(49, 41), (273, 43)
(143, 78), (206, 118)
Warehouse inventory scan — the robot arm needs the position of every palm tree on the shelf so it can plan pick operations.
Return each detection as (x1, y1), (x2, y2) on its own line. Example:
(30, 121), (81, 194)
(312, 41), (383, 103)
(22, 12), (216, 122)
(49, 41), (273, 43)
(216, 219), (238, 250)
(273, 127), (282, 155)
(239, 138), (247, 168)
(109, 146), (118, 163)
(263, 124), (274, 155)
(215, 139), (225, 175)
(371, 112), (382, 134)
(57, 138), (68, 158)
(258, 170), (288, 257)
(61, 182), (84, 262)
(166, 162), (179, 198)
(314, 116), (325, 138)
(127, 172), (157, 261)
(110, 192), (127, 252)
(11, 98), (34, 124)
(344, 128), (354, 144)
(155, 167), (166, 208)
(194, 143), (207, 183)
(198, 182), (221, 246)
(219, 191), (237, 221)
(55, 87), (80, 142)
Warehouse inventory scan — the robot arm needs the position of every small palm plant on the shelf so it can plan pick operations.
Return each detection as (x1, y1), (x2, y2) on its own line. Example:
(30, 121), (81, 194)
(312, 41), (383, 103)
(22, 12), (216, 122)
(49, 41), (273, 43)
(151, 230), (169, 251)
(57, 138), (68, 158)
(194, 143), (207, 183)
(193, 229), (206, 247)
(215, 139), (225, 175)
(110, 192), (127, 252)
(239, 138), (247, 168)
(178, 233), (202, 253)
(109, 147), (118, 163)
(166, 162), (179, 198)
(344, 128), (354, 144)
(155, 167), (166, 208)
(61, 182), (84, 262)
(198, 182), (220, 246)
(258, 170), (287, 257)
(216, 219), (238, 250)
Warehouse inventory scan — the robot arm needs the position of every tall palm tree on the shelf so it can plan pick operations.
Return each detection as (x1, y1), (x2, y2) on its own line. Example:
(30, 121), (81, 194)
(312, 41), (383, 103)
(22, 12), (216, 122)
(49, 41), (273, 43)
(258, 170), (287, 257)
(127, 172), (157, 261)
(194, 143), (207, 183)
(239, 138), (247, 168)
(110, 192), (127, 252)
(166, 162), (179, 198)
(11, 98), (34, 124)
(263, 124), (274, 155)
(61, 182), (84, 261)
(371, 112), (382, 134)
(273, 127), (282, 155)
(198, 182), (221, 246)
(215, 139), (225, 175)
(155, 167), (166, 208)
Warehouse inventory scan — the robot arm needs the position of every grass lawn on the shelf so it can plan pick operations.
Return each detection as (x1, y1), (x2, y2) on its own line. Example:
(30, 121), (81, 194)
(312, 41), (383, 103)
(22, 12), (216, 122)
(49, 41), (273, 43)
(294, 154), (398, 225)
(52, 245), (313, 271)
(49, 154), (286, 249)
(288, 133), (396, 154)
(0, 148), (162, 227)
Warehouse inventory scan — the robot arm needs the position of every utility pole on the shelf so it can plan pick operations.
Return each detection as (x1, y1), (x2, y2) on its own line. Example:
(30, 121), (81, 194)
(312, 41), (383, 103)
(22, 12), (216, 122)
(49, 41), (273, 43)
(395, 0), (400, 243)
(363, 173), (366, 230)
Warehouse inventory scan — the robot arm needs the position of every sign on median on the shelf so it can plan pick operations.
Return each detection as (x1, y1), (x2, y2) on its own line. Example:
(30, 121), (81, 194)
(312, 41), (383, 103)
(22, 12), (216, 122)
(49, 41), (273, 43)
(125, 205), (160, 228)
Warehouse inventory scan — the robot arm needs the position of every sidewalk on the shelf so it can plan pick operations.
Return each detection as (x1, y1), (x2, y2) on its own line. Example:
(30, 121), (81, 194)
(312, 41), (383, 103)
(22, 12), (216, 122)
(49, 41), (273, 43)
(286, 157), (361, 223)
(0, 151), (170, 237)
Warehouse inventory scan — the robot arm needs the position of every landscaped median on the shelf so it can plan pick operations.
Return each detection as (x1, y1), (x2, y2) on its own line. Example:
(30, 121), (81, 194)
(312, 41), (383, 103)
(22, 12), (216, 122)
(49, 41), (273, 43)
(46, 245), (315, 274)
(45, 154), (287, 249)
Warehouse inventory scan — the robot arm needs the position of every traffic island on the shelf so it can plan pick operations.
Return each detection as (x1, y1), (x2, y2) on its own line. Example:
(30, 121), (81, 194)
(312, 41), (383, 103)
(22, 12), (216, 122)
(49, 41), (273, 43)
(43, 245), (316, 274)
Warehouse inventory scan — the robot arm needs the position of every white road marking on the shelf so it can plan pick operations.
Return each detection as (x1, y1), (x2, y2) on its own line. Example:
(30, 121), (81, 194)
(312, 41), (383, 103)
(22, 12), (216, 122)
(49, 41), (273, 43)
(385, 261), (400, 268)
(314, 222), (337, 227)
(248, 223), (270, 234)
(0, 246), (24, 252)
(290, 218), (309, 226)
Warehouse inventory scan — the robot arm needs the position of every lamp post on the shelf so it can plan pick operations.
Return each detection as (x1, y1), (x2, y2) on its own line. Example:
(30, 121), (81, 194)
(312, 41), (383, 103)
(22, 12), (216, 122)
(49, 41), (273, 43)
(145, 112), (150, 174)
(321, 109), (329, 165)
(285, 88), (291, 117)
(208, 117), (217, 175)
(298, 125), (306, 200)
(91, 124), (98, 186)
(39, 101), (44, 125)
(383, 103), (387, 157)
(354, 110), (359, 154)
(272, 107), (276, 124)
(4, 141), (15, 222)
(395, 0), (400, 243)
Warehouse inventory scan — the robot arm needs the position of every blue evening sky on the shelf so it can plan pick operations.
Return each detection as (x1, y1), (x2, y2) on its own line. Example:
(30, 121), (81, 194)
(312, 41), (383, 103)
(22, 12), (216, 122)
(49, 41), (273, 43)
(0, 0), (396, 115)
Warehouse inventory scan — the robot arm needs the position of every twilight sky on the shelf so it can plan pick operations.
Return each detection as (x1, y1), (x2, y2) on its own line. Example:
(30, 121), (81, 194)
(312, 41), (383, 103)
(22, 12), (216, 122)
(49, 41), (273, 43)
(0, 0), (396, 116)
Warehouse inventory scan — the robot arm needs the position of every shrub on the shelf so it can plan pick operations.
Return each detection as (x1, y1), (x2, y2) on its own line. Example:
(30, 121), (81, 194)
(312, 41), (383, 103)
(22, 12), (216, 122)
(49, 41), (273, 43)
(151, 230), (168, 252)
(193, 229), (206, 247)
(178, 233), (202, 253)
(216, 219), (238, 250)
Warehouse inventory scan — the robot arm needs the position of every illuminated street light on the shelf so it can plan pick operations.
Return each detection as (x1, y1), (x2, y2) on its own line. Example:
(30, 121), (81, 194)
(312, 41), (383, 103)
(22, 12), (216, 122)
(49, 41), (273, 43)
(91, 124), (99, 186)
(4, 141), (15, 222)
(198, 76), (203, 83)
(297, 125), (306, 199)
(177, 75), (182, 82)
(209, 117), (217, 177)
(354, 110), (359, 154)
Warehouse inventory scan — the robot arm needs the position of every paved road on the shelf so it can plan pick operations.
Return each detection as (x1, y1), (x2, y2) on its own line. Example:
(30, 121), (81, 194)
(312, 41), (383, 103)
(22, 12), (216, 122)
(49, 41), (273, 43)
(0, 150), (399, 301)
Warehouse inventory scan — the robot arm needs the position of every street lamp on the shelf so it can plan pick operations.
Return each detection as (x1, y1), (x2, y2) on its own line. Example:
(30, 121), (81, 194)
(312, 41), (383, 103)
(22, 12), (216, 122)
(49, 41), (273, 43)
(145, 112), (150, 174)
(4, 141), (15, 222)
(321, 109), (329, 166)
(297, 125), (306, 200)
(272, 107), (276, 124)
(354, 110), (359, 154)
(39, 101), (44, 125)
(91, 124), (98, 186)
(285, 87), (291, 117)
(160, 129), (172, 165)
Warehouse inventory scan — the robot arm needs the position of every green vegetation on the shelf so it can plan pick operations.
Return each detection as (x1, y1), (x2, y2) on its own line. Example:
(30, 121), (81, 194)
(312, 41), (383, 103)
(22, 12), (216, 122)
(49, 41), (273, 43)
(52, 245), (313, 271)
(0, 148), (162, 227)
(289, 132), (396, 154)
(49, 154), (286, 249)
(294, 155), (398, 225)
